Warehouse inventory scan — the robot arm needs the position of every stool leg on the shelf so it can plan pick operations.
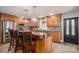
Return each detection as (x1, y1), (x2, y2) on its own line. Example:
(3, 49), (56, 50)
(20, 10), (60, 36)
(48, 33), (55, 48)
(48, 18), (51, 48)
(14, 44), (17, 53)
(30, 42), (33, 53)
(14, 39), (18, 53)
(12, 39), (15, 47)
(22, 40), (24, 53)
(8, 38), (13, 51)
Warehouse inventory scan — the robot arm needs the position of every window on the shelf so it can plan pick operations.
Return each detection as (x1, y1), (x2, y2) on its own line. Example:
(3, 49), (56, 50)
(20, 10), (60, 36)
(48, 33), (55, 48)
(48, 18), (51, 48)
(39, 18), (47, 30)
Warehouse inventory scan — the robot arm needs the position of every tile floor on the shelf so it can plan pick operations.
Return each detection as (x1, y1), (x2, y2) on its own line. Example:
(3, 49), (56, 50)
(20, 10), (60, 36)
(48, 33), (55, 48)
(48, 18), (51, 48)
(52, 42), (79, 53)
(0, 42), (79, 53)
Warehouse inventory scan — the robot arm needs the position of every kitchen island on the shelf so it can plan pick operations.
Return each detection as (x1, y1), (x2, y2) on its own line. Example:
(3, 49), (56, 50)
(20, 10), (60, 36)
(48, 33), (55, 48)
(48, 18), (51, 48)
(19, 30), (52, 53)
(32, 31), (52, 53)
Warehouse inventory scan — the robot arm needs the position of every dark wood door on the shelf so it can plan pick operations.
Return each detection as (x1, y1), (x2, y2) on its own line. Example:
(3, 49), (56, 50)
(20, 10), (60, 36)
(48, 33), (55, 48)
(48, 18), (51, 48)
(64, 17), (78, 44)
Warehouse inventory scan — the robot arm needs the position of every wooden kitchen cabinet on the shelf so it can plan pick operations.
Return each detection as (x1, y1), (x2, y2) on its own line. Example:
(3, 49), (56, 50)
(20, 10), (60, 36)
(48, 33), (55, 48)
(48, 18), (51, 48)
(49, 32), (60, 42)
(23, 35), (52, 53)
(47, 16), (54, 26)
(45, 36), (52, 52)
(0, 13), (17, 21)
(47, 14), (61, 26)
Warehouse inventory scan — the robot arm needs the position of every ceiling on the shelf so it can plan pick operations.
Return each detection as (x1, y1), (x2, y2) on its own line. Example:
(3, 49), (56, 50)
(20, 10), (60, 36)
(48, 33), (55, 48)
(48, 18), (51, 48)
(0, 6), (77, 18)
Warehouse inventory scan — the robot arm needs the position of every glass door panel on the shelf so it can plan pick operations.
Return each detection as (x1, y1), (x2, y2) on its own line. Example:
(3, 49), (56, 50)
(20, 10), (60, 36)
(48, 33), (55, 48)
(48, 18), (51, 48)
(66, 20), (69, 35)
(71, 19), (75, 35)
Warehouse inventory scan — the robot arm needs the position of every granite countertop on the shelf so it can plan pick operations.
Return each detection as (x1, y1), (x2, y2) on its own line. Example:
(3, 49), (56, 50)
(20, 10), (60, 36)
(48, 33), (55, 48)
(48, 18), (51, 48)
(32, 32), (46, 36)
(32, 29), (60, 32)
(32, 31), (47, 39)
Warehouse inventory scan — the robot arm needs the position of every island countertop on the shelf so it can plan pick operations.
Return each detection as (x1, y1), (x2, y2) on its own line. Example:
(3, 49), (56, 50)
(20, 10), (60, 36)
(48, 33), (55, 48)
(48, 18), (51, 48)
(32, 29), (60, 32)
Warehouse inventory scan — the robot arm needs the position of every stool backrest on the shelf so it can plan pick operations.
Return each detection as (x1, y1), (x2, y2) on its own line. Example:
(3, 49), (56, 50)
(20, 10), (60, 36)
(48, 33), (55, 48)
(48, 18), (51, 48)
(13, 30), (18, 38)
(9, 29), (14, 38)
(23, 31), (32, 41)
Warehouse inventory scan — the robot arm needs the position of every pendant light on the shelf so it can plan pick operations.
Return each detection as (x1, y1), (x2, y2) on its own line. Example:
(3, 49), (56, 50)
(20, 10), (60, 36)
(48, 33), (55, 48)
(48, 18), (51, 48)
(31, 6), (38, 22)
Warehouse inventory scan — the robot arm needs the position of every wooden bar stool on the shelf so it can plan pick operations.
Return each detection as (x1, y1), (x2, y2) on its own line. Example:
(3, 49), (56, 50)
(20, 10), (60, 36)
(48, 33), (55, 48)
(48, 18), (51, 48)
(13, 30), (19, 52)
(8, 30), (14, 51)
(8, 30), (24, 52)
(14, 30), (24, 53)
(22, 31), (32, 53)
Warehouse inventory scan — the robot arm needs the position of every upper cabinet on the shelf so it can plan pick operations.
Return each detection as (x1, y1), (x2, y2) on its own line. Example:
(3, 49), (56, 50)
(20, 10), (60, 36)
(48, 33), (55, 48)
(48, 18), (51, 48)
(0, 13), (17, 21)
(47, 14), (61, 27)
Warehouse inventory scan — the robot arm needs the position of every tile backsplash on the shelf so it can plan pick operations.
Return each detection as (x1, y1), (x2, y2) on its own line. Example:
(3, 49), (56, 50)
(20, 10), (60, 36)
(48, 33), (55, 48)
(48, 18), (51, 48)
(48, 26), (61, 31)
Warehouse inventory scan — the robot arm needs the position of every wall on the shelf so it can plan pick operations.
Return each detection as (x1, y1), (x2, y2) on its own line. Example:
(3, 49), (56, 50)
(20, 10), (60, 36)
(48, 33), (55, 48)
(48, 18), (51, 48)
(61, 10), (79, 42)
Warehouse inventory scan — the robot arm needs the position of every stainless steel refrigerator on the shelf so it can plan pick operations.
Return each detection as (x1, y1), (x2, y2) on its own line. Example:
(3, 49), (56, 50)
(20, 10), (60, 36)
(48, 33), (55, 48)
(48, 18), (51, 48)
(2, 21), (16, 43)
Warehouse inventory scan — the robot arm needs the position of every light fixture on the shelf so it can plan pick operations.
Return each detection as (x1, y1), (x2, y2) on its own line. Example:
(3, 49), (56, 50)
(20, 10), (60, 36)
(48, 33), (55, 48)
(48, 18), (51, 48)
(37, 16), (43, 18)
(33, 6), (37, 7)
(24, 19), (28, 23)
(48, 13), (53, 16)
(24, 9), (28, 12)
(33, 6), (39, 8)
(23, 9), (29, 20)
(31, 18), (38, 22)
(32, 6), (39, 18)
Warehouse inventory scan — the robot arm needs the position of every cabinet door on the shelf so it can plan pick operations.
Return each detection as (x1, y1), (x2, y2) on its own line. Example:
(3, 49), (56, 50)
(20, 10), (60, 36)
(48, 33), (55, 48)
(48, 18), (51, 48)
(53, 16), (57, 26)
(52, 32), (60, 42)
(47, 16), (54, 26)
(53, 14), (61, 26)
(47, 14), (61, 26)
(57, 14), (61, 26)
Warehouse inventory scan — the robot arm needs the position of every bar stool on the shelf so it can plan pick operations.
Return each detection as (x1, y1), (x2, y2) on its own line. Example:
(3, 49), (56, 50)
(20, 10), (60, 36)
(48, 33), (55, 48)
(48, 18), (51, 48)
(8, 30), (24, 52)
(14, 30), (24, 53)
(8, 30), (14, 51)
(13, 30), (19, 52)
(22, 31), (32, 52)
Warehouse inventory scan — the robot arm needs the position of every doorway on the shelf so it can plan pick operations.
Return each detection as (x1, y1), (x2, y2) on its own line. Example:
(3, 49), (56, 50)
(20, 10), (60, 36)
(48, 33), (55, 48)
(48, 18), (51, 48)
(64, 17), (78, 44)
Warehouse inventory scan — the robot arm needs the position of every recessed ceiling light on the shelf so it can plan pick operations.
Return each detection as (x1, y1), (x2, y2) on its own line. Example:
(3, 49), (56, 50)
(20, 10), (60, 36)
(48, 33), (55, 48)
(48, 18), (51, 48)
(32, 6), (39, 8)
(24, 9), (28, 12)
(33, 6), (37, 7)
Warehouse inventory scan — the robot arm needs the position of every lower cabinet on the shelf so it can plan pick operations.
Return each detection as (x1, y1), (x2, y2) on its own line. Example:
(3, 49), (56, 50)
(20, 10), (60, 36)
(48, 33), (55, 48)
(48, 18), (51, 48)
(45, 36), (52, 52)
(23, 35), (52, 53)
(49, 32), (61, 42)
(35, 36), (52, 53)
